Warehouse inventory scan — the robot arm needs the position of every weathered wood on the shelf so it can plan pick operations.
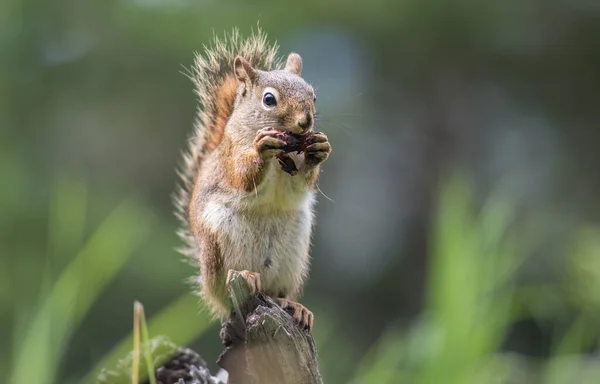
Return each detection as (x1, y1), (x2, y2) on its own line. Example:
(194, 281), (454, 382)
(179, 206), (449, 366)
(218, 271), (323, 384)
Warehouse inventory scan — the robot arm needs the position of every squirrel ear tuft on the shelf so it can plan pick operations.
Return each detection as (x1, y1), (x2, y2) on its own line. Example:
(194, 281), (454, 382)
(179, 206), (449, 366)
(285, 53), (303, 76)
(234, 56), (257, 84)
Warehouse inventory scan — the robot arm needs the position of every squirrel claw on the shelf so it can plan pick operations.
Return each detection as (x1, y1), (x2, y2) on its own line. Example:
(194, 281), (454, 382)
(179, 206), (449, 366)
(274, 298), (314, 331)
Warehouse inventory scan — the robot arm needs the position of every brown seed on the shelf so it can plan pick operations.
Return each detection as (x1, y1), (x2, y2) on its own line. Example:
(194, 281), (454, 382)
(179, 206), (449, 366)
(277, 153), (298, 176)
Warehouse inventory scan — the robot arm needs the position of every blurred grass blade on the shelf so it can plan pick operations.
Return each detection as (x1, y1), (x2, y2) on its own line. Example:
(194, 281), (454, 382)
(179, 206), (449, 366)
(139, 302), (158, 384)
(351, 174), (522, 384)
(350, 325), (408, 384)
(84, 293), (212, 383)
(132, 302), (141, 384)
(132, 301), (157, 384)
(48, 177), (88, 262)
(10, 198), (157, 384)
(10, 177), (88, 376)
(419, 174), (519, 383)
(542, 314), (592, 384)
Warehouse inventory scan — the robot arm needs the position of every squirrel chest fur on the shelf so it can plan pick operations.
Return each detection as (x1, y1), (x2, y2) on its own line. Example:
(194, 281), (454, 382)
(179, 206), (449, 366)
(195, 156), (315, 298)
(175, 29), (331, 330)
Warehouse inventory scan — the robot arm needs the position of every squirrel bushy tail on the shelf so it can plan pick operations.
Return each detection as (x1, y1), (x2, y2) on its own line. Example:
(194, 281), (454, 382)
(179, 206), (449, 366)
(174, 28), (284, 261)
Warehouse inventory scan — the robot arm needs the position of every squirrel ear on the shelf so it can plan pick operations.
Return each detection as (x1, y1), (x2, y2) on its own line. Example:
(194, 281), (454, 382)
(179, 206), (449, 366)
(234, 56), (257, 84)
(285, 53), (303, 76)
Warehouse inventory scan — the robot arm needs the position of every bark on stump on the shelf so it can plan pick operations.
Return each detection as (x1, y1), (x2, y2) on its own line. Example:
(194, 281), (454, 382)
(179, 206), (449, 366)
(218, 271), (323, 384)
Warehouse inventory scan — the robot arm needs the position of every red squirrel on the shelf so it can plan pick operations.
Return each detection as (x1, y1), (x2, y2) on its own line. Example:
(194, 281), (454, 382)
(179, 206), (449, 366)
(174, 29), (331, 330)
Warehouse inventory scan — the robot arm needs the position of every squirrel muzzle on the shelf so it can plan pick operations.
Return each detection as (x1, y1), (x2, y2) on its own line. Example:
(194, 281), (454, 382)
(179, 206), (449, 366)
(296, 112), (313, 132)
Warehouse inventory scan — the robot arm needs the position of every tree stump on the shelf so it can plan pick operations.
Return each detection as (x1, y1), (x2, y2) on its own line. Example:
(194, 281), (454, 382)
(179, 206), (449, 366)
(218, 270), (323, 384)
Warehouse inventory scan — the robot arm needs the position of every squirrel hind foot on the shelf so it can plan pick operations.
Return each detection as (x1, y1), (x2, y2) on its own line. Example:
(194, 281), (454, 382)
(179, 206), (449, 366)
(274, 298), (314, 331)
(227, 269), (262, 295)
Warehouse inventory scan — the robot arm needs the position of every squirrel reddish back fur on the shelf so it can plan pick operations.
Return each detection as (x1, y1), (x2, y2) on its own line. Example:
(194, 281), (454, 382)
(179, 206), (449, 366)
(174, 28), (284, 263)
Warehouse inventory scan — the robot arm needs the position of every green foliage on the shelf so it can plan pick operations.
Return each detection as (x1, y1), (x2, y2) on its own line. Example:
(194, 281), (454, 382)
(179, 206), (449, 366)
(2, 1), (599, 382)
(349, 176), (600, 383)
(5, 178), (212, 384)
(97, 335), (181, 384)
(10, 191), (158, 384)
(85, 293), (211, 384)
(4, 173), (600, 383)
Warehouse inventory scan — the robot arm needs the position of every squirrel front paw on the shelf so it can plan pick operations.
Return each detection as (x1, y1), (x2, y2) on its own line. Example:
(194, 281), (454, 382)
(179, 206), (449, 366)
(253, 127), (287, 160)
(304, 131), (331, 168)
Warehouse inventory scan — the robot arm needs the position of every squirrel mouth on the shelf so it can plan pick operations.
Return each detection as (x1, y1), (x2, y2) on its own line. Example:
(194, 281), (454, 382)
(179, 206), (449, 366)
(281, 125), (313, 135)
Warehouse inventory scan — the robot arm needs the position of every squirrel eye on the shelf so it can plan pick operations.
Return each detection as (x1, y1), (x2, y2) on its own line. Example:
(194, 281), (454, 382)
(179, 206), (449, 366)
(313, 95), (316, 103)
(263, 92), (277, 107)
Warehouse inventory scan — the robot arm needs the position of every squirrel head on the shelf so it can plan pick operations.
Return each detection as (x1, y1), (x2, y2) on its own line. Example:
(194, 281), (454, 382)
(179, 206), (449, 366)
(232, 53), (316, 135)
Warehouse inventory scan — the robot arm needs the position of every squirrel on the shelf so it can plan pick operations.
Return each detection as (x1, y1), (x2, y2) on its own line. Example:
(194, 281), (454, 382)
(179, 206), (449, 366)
(174, 28), (331, 331)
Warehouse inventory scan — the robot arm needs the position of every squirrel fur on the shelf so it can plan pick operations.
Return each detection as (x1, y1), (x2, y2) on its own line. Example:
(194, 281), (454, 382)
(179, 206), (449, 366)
(174, 28), (331, 330)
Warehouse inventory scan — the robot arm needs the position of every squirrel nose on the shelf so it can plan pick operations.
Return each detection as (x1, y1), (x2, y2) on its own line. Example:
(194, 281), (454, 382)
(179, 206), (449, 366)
(297, 113), (312, 131)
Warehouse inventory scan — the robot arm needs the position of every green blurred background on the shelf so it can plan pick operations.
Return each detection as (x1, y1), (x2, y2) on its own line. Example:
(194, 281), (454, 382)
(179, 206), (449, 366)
(2, 0), (600, 383)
